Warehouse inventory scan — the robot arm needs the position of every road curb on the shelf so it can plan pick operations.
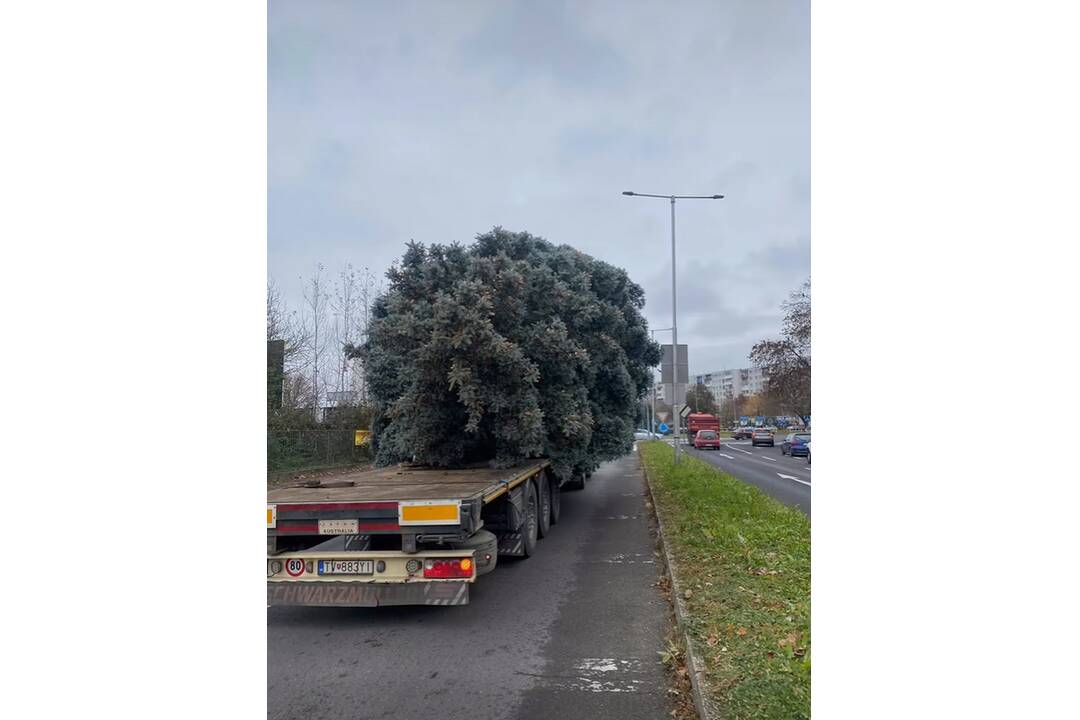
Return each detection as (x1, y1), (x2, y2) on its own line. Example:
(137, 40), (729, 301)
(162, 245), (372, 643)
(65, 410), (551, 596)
(637, 445), (716, 720)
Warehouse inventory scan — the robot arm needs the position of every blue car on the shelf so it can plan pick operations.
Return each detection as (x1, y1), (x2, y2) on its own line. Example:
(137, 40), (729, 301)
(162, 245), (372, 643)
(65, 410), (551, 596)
(780, 433), (811, 457)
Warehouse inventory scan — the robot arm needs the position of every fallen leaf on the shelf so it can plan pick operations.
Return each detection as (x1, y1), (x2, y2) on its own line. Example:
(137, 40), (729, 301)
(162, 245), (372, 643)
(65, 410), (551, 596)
(737, 627), (747, 637)
(706, 635), (719, 647)
(684, 588), (693, 599)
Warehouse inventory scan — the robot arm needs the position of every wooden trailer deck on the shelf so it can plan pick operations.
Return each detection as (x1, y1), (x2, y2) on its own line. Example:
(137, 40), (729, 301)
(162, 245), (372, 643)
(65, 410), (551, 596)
(267, 461), (551, 505)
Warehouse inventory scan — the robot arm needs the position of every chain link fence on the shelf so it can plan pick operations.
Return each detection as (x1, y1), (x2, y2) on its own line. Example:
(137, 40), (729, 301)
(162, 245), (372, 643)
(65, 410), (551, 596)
(267, 427), (372, 472)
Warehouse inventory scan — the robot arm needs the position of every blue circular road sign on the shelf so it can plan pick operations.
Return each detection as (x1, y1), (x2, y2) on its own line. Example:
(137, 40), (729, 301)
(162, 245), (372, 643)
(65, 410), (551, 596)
(658, 423), (670, 433)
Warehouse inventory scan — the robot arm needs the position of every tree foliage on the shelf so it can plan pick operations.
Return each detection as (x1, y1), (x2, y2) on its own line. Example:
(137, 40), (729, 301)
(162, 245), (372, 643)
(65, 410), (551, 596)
(353, 228), (661, 480)
(685, 385), (718, 415)
(749, 279), (810, 421)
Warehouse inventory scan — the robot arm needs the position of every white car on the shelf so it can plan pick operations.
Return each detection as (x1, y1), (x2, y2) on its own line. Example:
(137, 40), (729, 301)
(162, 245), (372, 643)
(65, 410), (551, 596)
(634, 429), (660, 440)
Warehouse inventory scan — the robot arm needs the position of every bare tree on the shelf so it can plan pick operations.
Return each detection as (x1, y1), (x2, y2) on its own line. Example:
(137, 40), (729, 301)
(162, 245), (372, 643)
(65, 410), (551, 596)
(281, 371), (315, 409)
(749, 278), (811, 422)
(267, 278), (309, 372)
(353, 266), (382, 404)
(330, 264), (364, 402)
(300, 263), (331, 417)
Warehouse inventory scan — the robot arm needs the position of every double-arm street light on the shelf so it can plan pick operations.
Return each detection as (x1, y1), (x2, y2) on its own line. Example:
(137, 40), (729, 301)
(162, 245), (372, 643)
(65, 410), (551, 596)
(623, 191), (724, 463)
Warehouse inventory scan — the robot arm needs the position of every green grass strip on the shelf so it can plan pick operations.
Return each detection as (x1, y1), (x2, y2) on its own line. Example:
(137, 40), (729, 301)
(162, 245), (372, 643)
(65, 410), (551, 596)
(639, 441), (810, 720)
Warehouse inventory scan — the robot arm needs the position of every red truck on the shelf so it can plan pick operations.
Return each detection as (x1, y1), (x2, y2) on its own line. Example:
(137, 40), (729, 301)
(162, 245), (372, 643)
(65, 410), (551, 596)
(686, 413), (720, 435)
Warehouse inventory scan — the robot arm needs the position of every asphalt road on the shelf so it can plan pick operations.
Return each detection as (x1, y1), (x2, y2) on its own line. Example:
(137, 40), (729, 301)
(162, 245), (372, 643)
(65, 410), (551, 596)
(267, 452), (676, 720)
(679, 437), (811, 516)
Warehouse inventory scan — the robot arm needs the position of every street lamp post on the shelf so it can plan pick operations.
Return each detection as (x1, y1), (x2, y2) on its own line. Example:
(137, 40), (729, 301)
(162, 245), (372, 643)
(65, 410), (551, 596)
(624, 191), (723, 464)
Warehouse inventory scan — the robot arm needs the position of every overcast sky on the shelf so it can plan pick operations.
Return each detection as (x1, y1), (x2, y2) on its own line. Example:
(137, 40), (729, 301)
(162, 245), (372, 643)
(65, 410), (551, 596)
(269, 0), (809, 375)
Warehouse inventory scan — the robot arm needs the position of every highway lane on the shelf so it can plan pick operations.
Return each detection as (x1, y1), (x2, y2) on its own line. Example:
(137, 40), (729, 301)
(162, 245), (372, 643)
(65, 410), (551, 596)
(677, 437), (811, 517)
(267, 453), (677, 720)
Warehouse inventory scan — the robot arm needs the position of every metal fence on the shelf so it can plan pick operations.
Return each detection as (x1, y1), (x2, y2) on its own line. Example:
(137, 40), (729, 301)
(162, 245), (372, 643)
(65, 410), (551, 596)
(267, 428), (371, 472)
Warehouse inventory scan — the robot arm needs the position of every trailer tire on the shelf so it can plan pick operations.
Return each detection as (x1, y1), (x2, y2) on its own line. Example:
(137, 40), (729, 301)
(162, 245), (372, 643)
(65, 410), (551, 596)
(522, 480), (539, 557)
(564, 471), (587, 491)
(549, 477), (561, 525)
(537, 473), (551, 538)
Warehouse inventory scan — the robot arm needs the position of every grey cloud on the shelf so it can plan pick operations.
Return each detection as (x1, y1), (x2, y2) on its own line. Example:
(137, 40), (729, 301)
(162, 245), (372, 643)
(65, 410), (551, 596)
(269, 0), (809, 376)
(463, 1), (629, 91)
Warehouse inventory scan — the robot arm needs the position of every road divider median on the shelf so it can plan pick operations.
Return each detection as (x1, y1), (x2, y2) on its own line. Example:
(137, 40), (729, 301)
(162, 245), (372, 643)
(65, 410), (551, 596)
(638, 440), (810, 720)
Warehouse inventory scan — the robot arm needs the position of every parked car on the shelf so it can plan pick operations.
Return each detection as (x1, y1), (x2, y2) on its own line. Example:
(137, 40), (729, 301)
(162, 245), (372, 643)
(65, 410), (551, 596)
(693, 429), (721, 450)
(732, 426), (753, 440)
(780, 432), (811, 457)
(806, 441), (811, 465)
(751, 428), (775, 447)
(634, 428), (660, 440)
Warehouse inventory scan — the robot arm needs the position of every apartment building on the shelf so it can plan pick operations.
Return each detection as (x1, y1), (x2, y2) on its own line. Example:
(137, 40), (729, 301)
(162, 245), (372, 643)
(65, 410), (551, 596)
(692, 367), (768, 400)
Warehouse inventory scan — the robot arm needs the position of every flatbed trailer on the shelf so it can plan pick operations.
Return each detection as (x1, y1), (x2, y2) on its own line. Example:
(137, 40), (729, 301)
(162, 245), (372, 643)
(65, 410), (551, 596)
(267, 460), (565, 607)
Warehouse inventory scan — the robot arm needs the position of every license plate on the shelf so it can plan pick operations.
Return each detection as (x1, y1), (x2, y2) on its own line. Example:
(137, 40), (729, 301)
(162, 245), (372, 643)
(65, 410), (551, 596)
(318, 519), (359, 535)
(318, 560), (374, 576)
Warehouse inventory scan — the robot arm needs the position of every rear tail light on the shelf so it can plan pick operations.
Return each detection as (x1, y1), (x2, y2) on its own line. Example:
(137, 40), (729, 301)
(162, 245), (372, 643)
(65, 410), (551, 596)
(423, 558), (474, 579)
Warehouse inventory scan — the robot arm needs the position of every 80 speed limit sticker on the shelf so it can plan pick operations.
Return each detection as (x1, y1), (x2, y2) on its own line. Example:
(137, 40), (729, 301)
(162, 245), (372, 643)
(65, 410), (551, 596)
(285, 558), (306, 577)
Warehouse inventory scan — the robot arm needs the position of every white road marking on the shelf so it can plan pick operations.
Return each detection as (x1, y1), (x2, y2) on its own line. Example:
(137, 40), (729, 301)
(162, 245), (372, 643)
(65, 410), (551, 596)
(717, 453), (735, 459)
(568, 659), (646, 693)
(724, 444), (754, 455)
(588, 553), (655, 565)
(760, 455), (777, 462)
(777, 472), (811, 486)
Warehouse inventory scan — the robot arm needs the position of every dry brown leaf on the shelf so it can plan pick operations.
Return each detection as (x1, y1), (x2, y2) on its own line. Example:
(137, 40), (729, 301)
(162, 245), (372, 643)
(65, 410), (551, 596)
(706, 635), (719, 647)
(736, 627), (747, 636)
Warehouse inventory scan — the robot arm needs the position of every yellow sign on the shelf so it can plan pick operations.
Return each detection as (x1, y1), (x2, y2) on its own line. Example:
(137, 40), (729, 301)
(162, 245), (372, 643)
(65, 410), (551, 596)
(354, 430), (371, 446)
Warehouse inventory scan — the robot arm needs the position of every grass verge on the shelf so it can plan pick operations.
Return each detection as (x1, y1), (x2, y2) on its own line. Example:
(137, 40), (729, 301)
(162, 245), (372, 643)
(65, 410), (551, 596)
(639, 441), (810, 720)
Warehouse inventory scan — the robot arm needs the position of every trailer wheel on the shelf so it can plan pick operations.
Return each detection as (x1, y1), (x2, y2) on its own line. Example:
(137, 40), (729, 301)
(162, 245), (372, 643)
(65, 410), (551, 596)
(564, 471), (586, 491)
(522, 480), (539, 557)
(549, 477), (561, 525)
(537, 473), (551, 538)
